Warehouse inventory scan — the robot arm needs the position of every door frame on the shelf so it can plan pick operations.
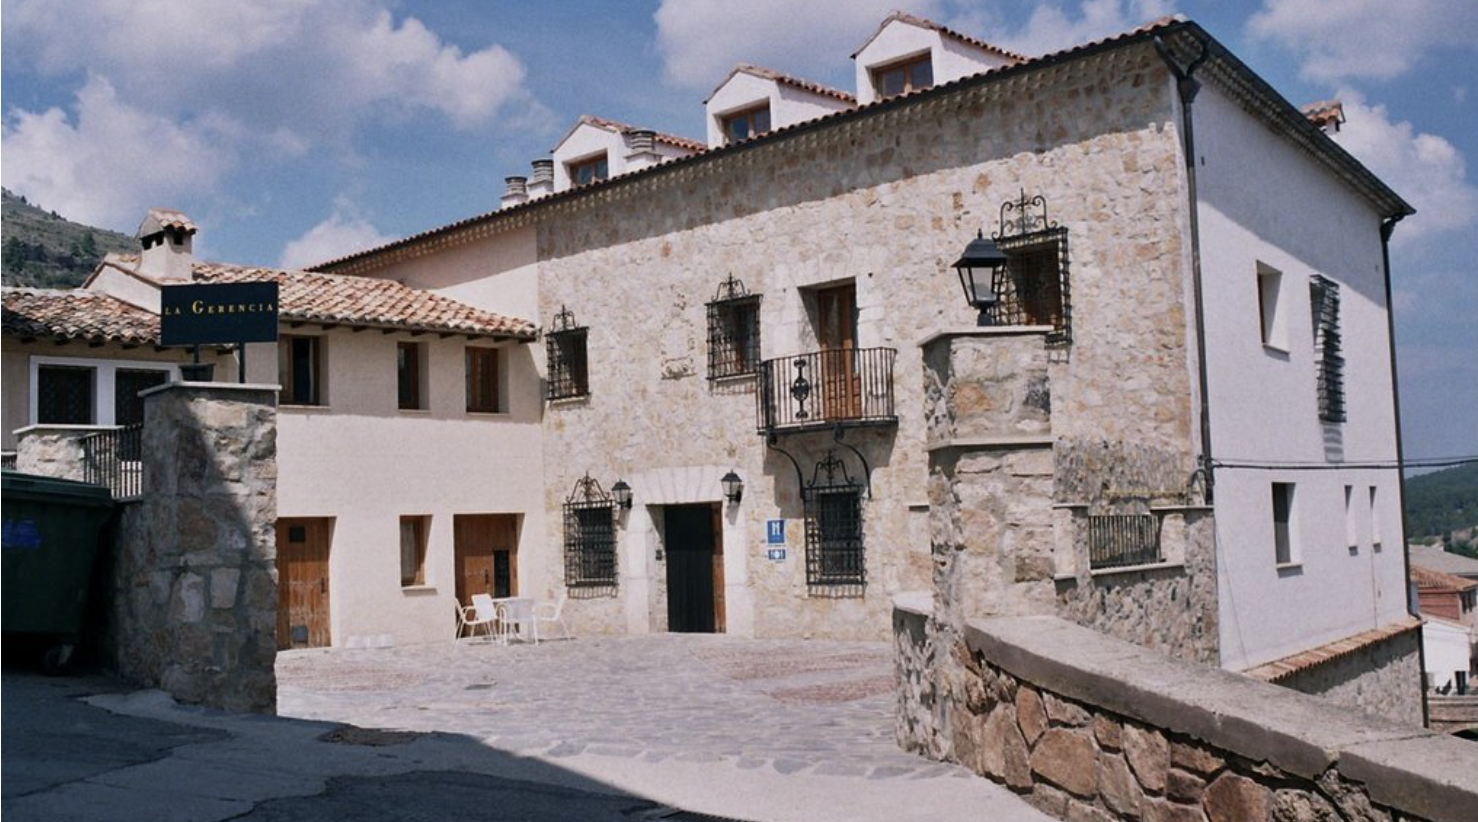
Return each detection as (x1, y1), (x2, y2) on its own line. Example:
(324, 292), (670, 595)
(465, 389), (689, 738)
(275, 517), (334, 650)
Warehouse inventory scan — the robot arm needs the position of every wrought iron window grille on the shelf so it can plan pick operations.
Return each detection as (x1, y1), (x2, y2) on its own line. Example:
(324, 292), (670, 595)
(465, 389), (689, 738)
(1309, 276), (1345, 423)
(803, 450), (866, 594)
(987, 190), (1072, 344)
(1087, 512), (1163, 570)
(563, 473), (617, 591)
(706, 274), (762, 381)
(545, 305), (590, 401)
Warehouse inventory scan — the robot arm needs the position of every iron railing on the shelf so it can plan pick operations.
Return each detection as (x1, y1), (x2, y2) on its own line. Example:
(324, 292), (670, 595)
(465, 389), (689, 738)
(757, 347), (896, 435)
(1087, 513), (1163, 570)
(563, 474), (617, 592)
(80, 424), (144, 499)
(1, 452), (16, 471)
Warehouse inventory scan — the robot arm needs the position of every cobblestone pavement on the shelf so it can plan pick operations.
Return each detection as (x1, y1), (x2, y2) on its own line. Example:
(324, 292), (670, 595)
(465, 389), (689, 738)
(278, 634), (957, 781)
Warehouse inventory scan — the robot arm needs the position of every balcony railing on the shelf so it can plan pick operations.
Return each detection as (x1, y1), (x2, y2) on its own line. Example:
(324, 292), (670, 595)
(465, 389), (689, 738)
(1087, 513), (1163, 570)
(1, 452), (16, 471)
(757, 347), (897, 436)
(81, 424), (144, 500)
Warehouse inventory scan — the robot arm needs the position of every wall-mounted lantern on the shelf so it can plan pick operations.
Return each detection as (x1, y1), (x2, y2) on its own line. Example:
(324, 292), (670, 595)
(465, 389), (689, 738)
(721, 470), (744, 504)
(611, 479), (633, 510)
(951, 230), (1007, 326)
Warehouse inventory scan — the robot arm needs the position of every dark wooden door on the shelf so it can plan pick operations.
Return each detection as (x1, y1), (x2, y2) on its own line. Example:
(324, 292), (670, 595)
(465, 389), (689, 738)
(815, 283), (860, 419)
(665, 504), (717, 633)
(276, 518), (332, 650)
(454, 514), (518, 605)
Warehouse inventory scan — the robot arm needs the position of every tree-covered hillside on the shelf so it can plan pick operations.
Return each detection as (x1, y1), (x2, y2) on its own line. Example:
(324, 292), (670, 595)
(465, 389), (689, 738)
(1, 188), (137, 289)
(1405, 463), (1478, 551)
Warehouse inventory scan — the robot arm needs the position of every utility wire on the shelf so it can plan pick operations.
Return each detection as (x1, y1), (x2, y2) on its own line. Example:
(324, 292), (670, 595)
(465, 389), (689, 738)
(1211, 455), (1478, 471)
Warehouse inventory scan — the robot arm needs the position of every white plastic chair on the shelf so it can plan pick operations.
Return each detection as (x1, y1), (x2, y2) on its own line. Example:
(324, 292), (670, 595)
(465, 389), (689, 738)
(496, 597), (537, 645)
(457, 596), (497, 643)
(534, 593), (571, 642)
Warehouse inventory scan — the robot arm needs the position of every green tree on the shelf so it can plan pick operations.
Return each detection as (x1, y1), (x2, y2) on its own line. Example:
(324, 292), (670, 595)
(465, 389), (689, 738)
(2, 236), (24, 274)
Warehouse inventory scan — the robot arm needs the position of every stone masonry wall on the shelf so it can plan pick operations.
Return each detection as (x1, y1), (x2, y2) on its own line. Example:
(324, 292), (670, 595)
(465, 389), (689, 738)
(534, 41), (1193, 639)
(110, 384), (278, 713)
(896, 609), (1478, 822)
(1272, 629), (1425, 728)
(14, 426), (99, 481)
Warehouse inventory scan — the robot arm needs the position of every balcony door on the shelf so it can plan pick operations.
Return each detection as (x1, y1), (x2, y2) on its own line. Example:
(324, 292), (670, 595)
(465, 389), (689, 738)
(815, 283), (860, 420)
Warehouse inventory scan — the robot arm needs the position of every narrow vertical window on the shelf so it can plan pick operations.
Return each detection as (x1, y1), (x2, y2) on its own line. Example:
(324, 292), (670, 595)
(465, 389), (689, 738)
(1369, 486), (1382, 551)
(1309, 275), (1345, 422)
(1344, 485), (1358, 552)
(1272, 482), (1297, 565)
(397, 342), (424, 410)
(1257, 263), (1284, 349)
(466, 347), (501, 413)
(399, 515), (429, 587)
(706, 275), (762, 379)
(279, 335), (323, 405)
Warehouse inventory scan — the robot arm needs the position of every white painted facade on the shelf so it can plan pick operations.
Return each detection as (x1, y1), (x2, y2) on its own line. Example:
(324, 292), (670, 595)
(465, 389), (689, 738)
(549, 118), (695, 193)
(703, 68), (853, 148)
(1423, 617), (1473, 691)
(852, 16), (1015, 106)
(1193, 83), (1409, 670)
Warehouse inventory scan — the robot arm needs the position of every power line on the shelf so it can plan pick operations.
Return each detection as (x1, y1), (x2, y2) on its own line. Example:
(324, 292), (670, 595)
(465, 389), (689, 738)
(1211, 455), (1478, 471)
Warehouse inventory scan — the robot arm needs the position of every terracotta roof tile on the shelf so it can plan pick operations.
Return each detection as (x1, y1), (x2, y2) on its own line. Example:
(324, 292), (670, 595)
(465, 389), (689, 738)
(571, 114), (707, 154)
(708, 64), (857, 105)
(138, 207), (198, 237)
(1412, 564), (1478, 593)
(191, 262), (536, 339)
(2, 287), (161, 345)
(1301, 99), (1345, 131)
(1244, 617), (1424, 683)
(851, 11), (1027, 63)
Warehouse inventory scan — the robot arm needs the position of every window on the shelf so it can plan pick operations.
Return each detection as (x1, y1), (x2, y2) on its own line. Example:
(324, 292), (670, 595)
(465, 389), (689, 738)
(114, 369), (169, 427)
(567, 153), (608, 187)
(721, 104), (771, 144)
(37, 365), (94, 424)
(991, 228), (1072, 344)
(872, 53), (933, 98)
(466, 347), (501, 413)
(399, 515), (429, 587)
(563, 475), (616, 589)
(805, 487), (866, 591)
(1257, 263), (1285, 349)
(706, 275), (761, 380)
(1369, 486), (1382, 551)
(1088, 514), (1163, 569)
(279, 335), (323, 405)
(1309, 276), (1345, 422)
(546, 308), (589, 401)
(1272, 482), (1297, 565)
(1344, 485), (1358, 552)
(397, 342), (425, 410)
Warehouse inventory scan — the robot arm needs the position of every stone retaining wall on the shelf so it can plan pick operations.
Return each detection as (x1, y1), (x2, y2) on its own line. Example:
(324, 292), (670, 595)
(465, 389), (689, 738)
(896, 603), (1478, 822)
(13, 425), (105, 481)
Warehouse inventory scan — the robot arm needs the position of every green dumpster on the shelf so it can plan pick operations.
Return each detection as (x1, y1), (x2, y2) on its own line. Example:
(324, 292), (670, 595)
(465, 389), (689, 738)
(2, 471), (115, 672)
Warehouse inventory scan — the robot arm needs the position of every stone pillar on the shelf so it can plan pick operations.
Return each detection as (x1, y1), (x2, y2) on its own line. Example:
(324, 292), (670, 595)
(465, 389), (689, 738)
(13, 425), (112, 481)
(915, 327), (1057, 761)
(112, 383), (279, 713)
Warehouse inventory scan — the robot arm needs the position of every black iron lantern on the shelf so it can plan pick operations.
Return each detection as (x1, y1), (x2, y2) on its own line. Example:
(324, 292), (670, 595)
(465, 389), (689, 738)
(611, 479), (633, 510)
(952, 230), (1007, 326)
(721, 470), (744, 504)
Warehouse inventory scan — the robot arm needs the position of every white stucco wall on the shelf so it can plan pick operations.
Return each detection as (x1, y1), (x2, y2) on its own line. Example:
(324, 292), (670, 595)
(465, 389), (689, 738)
(274, 326), (546, 647)
(1194, 83), (1409, 670)
(704, 72), (853, 148)
(853, 21), (1013, 106)
(1423, 618), (1473, 690)
(552, 123), (626, 191)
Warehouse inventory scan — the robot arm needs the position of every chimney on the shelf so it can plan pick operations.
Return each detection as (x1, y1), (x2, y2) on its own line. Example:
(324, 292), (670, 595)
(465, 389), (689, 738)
(528, 159), (555, 198)
(137, 208), (197, 281)
(624, 129), (662, 172)
(501, 176), (529, 209)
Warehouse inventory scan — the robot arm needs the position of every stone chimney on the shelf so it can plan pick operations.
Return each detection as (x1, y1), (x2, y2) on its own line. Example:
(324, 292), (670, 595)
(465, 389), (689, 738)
(624, 129), (662, 172)
(528, 159), (555, 199)
(501, 176), (529, 209)
(137, 208), (197, 281)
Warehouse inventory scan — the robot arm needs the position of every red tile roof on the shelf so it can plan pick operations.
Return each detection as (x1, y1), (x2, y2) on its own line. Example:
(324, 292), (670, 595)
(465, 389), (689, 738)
(1301, 99), (1345, 131)
(1412, 564), (1478, 593)
(566, 114), (707, 154)
(139, 207), (198, 237)
(1244, 618), (1424, 683)
(851, 11), (1027, 63)
(707, 64), (857, 105)
(2, 287), (160, 345)
(192, 262), (536, 339)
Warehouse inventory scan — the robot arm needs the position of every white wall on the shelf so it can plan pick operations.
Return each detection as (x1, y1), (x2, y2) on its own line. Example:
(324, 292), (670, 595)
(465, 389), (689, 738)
(705, 72), (853, 148)
(552, 123), (626, 191)
(1194, 83), (1409, 670)
(853, 20), (1012, 106)
(1423, 618), (1473, 691)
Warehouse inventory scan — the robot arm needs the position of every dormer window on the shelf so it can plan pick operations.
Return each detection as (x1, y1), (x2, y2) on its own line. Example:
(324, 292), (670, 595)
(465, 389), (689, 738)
(872, 53), (932, 98)
(568, 153), (608, 187)
(721, 105), (771, 144)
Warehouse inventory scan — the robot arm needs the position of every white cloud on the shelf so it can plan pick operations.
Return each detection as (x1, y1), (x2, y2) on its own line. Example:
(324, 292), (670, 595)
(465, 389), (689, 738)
(279, 203), (396, 270)
(1330, 90), (1478, 246)
(978, 0), (1176, 58)
(0, 76), (231, 230)
(654, 0), (928, 88)
(1248, 0), (1478, 83)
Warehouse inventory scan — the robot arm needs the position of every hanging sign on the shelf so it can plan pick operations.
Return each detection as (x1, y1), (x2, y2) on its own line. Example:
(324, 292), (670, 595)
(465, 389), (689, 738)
(160, 282), (280, 347)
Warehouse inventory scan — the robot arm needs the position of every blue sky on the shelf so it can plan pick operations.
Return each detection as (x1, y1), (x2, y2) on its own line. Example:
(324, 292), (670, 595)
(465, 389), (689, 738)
(3, 0), (1474, 465)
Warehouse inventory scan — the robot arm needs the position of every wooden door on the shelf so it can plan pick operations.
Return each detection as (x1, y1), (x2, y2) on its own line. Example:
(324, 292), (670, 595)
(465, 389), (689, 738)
(664, 505), (717, 633)
(815, 283), (860, 420)
(276, 518), (332, 650)
(711, 504), (726, 634)
(454, 514), (519, 605)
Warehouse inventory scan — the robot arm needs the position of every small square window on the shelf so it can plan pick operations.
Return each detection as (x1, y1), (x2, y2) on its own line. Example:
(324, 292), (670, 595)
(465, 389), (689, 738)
(37, 365), (95, 424)
(568, 154), (608, 187)
(721, 104), (771, 144)
(279, 335), (324, 405)
(399, 515), (429, 587)
(466, 347), (501, 413)
(990, 228), (1072, 344)
(872, 53), (933, 99)
(1272, 482), (1297, 565)
(397, 342), (426, 410)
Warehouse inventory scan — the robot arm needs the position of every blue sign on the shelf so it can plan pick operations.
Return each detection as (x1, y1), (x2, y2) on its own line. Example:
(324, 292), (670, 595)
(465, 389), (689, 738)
(767, 548), (787, 562)
(1, 519), (41, 551)
(766, 519), (786, 545)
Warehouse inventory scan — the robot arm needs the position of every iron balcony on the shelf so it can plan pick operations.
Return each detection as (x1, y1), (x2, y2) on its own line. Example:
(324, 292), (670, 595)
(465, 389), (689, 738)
(756, 347), (897, 436)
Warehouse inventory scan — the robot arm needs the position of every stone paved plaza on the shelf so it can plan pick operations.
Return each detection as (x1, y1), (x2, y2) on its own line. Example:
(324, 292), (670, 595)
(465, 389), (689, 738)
(277, 634), (957, 780)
